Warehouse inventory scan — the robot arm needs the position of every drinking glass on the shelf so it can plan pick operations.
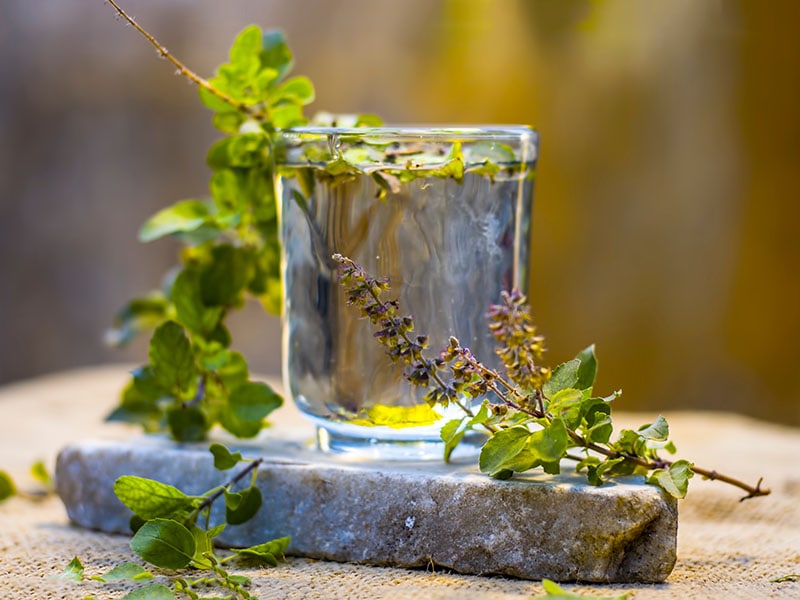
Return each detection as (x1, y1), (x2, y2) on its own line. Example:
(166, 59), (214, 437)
(277, 126), (538, 459)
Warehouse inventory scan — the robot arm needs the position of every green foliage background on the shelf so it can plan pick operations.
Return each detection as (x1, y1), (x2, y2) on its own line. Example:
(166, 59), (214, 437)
(1, 0), (798, 426)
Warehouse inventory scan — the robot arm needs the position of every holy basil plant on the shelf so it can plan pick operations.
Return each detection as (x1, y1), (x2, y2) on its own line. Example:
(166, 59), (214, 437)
(106, 24), (313, 441)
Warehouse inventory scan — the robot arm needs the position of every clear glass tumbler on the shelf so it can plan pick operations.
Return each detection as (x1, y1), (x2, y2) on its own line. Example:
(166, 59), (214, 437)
(277, 126), (538, 459)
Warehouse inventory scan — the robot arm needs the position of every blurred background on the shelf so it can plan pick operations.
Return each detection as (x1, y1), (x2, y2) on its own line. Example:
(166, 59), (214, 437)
(1, 0), (798, 425)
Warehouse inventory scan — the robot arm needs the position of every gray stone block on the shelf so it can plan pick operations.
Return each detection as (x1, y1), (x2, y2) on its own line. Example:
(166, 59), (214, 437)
(56, 437), (677, 582)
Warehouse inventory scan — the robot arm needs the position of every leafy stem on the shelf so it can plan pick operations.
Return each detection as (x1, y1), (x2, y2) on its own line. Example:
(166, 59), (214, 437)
(194, 457), (264, 516)
(333, 253), (770, 501)
(452, 344), (767, 499)
(105, 0), (258, 118)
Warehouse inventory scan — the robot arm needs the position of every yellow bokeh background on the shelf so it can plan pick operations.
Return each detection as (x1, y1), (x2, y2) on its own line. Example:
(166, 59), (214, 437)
(0, 1), (797, 425)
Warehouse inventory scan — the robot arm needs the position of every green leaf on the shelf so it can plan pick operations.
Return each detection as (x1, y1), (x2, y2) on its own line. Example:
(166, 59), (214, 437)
(440, 418), (467, 463)
(130, 518), (196, 570)
(219, 407), (264, 439)
(0, 471), (16, 501)
(189, 524), (215, 569)
(647, 459), (694, 499)
(260, 30), (293, 78)
(108, 370), (165, 432)
(91, 562), (153, 583)
(637, 415), (669, 441)
(167, 405), (210, 443)
(200, 245), (252, 306)
(114, 475), (198, 521)
(581, 400), (613, 444)
(30, 460), (52, 488)
(354, 113), (383, 127)
(210, 443), (244, 470)
(234, 536), (290, 566)
(271, 76), (315, 105)
(528, 419), (569, 463)
(229, 25), (262, 66)
(108, 292), (169, 346)
(479, 426), (531, 476)
(271, 103), (306, 129)
(225, 486), (263, 525)
(139, 200), (210, 243)
(541, 578), (630, 599)
(575, 344), (598, 391)
(56, 556), (84, 581)
(149, 321), (196, 394)
(547, 388), (583, 429)
(229, 381), (282, 422)
(171, 269), (223, 337)
(120, 583), (176, 600)
(210, 168), (239, 210)
(543, 358), (581, 399)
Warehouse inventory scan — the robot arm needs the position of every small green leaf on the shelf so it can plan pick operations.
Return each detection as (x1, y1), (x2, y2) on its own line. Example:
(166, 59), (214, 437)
(543, 358), (581, 399)
(57, 556), (84, 582)
(30, 460), (52, 488)
(548, 388), (583, 429)
(226, 486), (263, 525)
(139, 200), (210, 243)
(229, 25), (262, 65)
(0, 471), (16, 501)
(108, 371), (164, 432)
(92, 562), (153, 583)
(210, 443), (244, 470)
(171, 269), (223, 337)
(271, 75), (315, 105)
(114, 475), (198, 521)
(271, 103), (306, 129)
(149, 321), (196, 394)
(108, 292), (169, 347)
(575, 344), (598, 391)
(260, 30), (293, 78)
(167, 405), (210, 443)
(200, 245), (252, 307)
(647, 459), (694, 499)
(130, 518), (196, 570)
(440, 418), (466, 463)
(581, 400), (613, 445)
(637, 415), (669, 441)
(541, 578), (630, 599)
(354, 113), (383, 127)
(229, 381), (282, 422)
(528, 419), (569, 463)
(479, 426), (531, 476)
(219, 406), (264, 439)
(234, 536), (290, 566)
(189, 524), (214, 569)
(120, 583), (176, 600)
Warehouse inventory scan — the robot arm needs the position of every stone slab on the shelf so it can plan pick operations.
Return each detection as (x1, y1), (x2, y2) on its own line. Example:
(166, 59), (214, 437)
(56, 436), (677, 583)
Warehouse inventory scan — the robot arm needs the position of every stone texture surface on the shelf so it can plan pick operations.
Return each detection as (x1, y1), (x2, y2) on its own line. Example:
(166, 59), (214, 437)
(56, 436), (677, 583)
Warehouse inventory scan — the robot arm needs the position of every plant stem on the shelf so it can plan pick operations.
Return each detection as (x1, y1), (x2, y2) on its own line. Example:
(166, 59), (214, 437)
(104, 0), (259, 118)
(194, 458), (263, 515)
(455, 343), (769, 500)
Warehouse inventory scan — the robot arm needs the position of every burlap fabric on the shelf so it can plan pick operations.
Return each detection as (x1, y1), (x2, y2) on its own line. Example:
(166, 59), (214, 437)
(1, 366), (798, 599)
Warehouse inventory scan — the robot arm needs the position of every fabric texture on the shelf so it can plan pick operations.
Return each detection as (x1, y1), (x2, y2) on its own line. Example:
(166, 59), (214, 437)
(1, 366), (798, 599)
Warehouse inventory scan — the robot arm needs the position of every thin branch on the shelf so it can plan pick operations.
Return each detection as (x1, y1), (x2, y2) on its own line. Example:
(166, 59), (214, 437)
(195, 458), (263, 515)
(104, 0), (257, 117)
(455, 340), (769, 500)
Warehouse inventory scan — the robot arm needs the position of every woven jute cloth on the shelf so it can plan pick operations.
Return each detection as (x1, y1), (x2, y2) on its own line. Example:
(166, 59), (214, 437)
(1, 365), (798, 599)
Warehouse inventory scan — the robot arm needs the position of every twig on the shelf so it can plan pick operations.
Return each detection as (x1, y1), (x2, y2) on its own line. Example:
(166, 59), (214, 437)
(195, 458), (263, 514)
(103, 0), (257, 117)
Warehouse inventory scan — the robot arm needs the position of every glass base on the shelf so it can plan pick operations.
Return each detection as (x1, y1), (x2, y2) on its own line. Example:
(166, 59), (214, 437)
(314, 423), (487, 461)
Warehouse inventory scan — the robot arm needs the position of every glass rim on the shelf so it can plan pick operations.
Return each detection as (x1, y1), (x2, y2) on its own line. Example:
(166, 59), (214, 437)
(280, 124), (538, 143)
